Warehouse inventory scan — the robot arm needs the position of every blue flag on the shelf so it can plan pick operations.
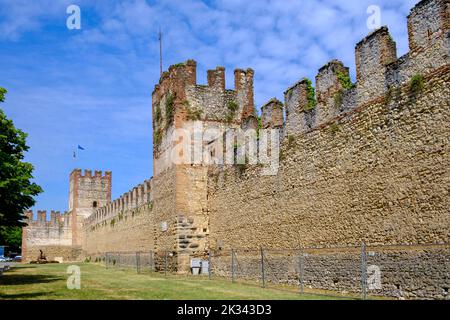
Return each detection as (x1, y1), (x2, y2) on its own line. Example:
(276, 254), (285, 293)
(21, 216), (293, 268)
(78, 145), (85, 151)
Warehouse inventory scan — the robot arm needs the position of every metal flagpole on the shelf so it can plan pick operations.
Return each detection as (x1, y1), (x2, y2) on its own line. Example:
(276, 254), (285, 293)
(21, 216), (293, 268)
(159, 28), (163, 76)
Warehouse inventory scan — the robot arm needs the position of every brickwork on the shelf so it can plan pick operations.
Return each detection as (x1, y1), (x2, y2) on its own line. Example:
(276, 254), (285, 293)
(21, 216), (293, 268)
(69, 169), (111, 247)
(22, 210), (73, 262)
(22, 0), (450, 298)
(211, 245), (450, 300)
(208, 65), (450, 250)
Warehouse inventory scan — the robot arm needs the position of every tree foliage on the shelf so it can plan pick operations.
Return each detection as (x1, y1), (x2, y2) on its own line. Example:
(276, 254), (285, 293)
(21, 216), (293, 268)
(0, 226), (22, 250)
(303, 78), (317, 111)
(0, 87), (43, 228)
(0, 87), (6, 102)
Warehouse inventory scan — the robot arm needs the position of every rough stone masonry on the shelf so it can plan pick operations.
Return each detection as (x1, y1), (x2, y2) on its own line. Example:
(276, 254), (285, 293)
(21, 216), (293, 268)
(22, 0), (449, 299)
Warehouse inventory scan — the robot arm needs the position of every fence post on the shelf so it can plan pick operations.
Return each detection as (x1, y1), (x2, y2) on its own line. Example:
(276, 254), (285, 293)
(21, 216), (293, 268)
(361, 242), (367, 300)
(208, 251), (212, 280)
(164, 250), (168, 277)
(298, 250), (304, 294)
(261, 247), (266, 288)
(231, 249), (235, 283)
(106, 252), (108, 269)
(150, 251), (154, 272)
(136, 252), (141, 274)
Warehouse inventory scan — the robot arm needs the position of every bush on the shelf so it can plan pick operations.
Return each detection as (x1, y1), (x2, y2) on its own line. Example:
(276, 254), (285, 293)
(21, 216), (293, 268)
(165, 93), (175, 125)
(334, 90), (344, 108)
(303, 78), (317, 111)
(409, 74), (424, 96)
(186, 107), (203, 121)
(228, 101), (238, 112)
(153, 129), (163, 146)
(225, 101), (239, 123)
(155, 106), (162, 123)
(330, 123), (340, 134)
(288, 135), (296, 146)
(337, 72), (355, 90)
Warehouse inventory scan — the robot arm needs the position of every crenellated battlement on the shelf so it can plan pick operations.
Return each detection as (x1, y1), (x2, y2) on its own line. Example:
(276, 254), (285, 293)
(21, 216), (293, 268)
(152, 60), (257, 153)
(70, 168), (112, 179)
(152, 0), (448, 145)
(22, 210), (73, 262)
(261, 98), (284, 129)
(207, 66), (226, 90)
(152, 60), (197, 103)
(206, 2), (450, 284)
(184, 65), (254, 124)
(316, 60), (350, 104)
(234, 68), (255, 120)
(284, 78), (316, 134)
(277, 0), (449, 137)
(355, 26), (398, 104)
(84, 178), (153, 228)
(408, 0), (448, 52)
(24, 210), (71, 228)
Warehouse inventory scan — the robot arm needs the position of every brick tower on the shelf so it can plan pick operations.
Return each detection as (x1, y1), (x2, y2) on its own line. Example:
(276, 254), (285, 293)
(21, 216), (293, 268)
(151, 60), (255, 272)
(69, 169), (112, 246)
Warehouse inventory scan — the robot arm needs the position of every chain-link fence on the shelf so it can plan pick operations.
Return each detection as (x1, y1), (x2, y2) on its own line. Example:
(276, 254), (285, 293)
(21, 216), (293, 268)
(209, 247), (365, 297)
(210, 244), (450, 300)
(104, 252), (156, 274)
(100, 250), (179, 275)
(93, 244), (449, 299)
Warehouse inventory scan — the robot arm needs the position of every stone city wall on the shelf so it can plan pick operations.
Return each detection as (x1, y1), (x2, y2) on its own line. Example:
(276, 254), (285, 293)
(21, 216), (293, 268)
(210, 245), (449, 300)
(207, 0), (449, 254)
(22, 210), (74, 262)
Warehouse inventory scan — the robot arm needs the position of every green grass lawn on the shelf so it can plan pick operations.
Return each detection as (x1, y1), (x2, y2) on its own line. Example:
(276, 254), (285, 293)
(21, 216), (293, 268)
(0, 263), (345, 300)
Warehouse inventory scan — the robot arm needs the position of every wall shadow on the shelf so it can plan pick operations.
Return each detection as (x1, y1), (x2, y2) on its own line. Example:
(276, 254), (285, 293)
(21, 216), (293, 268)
(0, 274), (62, 286)
(0, 291), (55, 299)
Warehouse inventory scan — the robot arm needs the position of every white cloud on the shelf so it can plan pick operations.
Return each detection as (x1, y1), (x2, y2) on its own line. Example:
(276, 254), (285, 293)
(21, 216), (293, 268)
(0, 0), (421, 106)
(0, 0), (422, 210)
(0, 0), (73, 40)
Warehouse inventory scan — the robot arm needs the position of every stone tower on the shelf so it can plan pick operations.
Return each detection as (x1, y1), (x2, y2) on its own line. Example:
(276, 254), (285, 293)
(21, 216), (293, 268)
(69, 169), (112, 246)
(150, 60), (256, 272)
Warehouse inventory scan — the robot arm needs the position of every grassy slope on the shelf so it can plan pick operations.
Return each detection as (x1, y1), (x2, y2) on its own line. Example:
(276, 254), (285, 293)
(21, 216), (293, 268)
(0, 263), (343, 300)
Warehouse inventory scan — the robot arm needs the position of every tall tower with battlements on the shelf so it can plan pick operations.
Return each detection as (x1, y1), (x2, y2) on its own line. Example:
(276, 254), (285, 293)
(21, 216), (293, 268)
(22, 169), (112, 262)
(69, 169), (112, 246)
(150, 60), (256, 272)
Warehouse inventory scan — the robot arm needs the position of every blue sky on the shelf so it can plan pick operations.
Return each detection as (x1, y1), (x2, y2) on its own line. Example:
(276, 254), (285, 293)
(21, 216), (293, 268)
(0, 0), (418, 213)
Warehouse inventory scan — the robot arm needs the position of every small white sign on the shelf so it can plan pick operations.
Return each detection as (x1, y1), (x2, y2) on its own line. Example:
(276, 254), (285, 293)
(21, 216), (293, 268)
(161, 221), (168, 232)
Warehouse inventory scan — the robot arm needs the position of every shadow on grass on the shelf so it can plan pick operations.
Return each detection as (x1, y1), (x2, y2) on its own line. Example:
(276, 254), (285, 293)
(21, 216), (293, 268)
(11, 265), (38, 270)
(0, 274), (63, 286)
(0, 292), (55, 299)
